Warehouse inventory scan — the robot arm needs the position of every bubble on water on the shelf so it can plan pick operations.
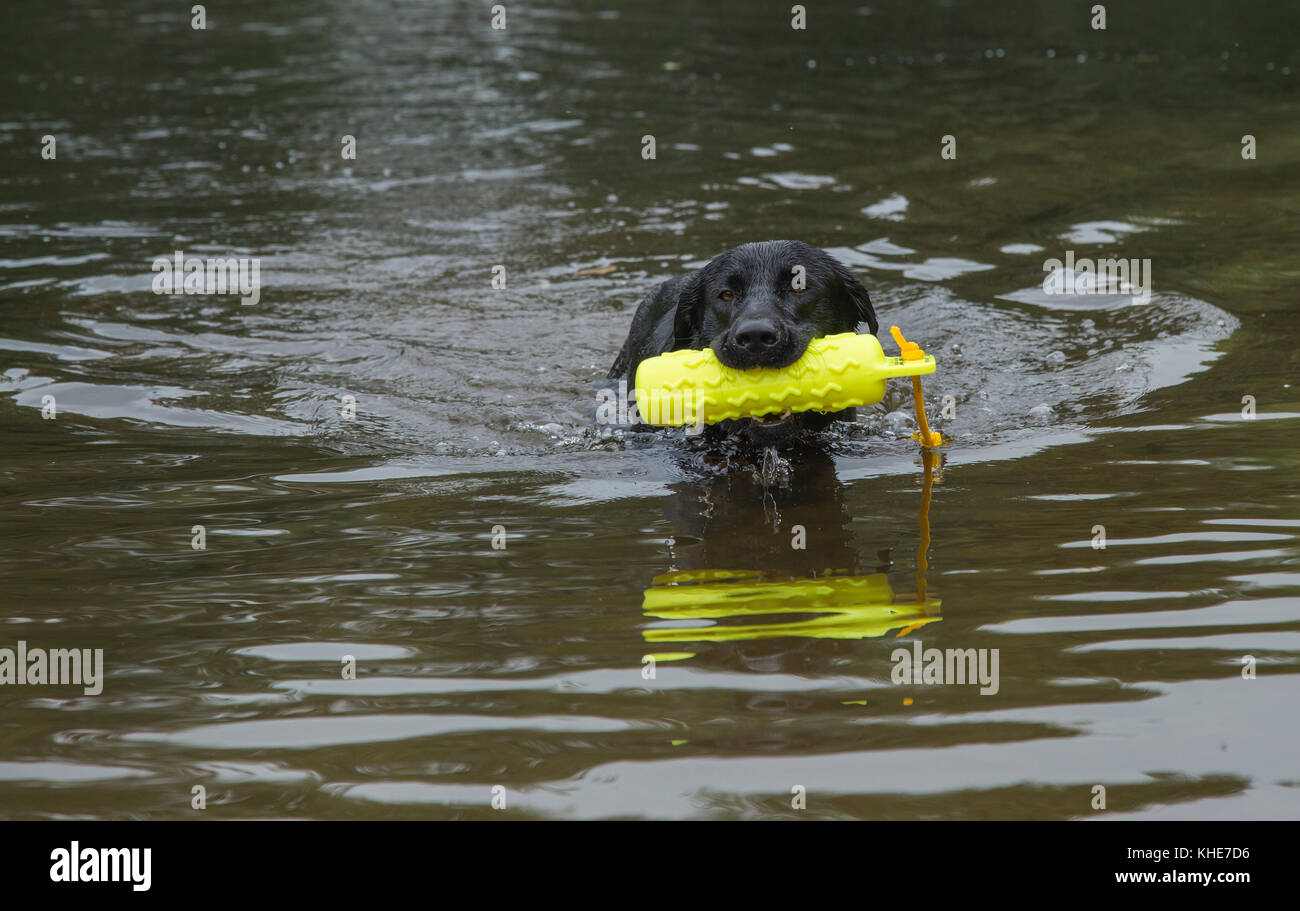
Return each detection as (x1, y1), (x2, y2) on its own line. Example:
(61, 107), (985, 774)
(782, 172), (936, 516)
(885, 410), (917, 435)
(1046, 350), (1066, 364)
(1028, 404), (1054, 422)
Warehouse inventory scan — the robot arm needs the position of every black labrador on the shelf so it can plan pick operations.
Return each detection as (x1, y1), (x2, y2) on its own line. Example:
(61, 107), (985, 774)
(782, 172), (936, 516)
(607, 240), (878, 444)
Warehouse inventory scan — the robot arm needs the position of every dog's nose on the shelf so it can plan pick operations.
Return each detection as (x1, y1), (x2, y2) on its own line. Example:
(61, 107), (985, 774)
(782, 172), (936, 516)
(733, 318), (781, 353)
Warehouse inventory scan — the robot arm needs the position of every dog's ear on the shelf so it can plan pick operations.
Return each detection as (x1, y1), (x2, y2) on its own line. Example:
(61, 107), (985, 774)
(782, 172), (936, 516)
(834, 262), (878, 335)
(671, 272), (705, 348)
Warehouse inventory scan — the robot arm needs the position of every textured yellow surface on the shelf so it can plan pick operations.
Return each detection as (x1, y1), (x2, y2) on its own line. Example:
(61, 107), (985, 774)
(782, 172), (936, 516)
(633, 331), (936, 426)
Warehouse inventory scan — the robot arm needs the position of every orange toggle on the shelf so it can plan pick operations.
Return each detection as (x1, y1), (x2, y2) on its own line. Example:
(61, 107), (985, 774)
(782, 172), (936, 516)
(890, 325), (926, 361)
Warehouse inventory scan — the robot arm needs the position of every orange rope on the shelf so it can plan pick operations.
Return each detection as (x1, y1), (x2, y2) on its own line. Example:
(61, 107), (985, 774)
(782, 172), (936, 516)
(916, 447), (935, 603)
(910, 376), (942, 449)
(888, 326), (942, 449)
(886, 326), (941, 604)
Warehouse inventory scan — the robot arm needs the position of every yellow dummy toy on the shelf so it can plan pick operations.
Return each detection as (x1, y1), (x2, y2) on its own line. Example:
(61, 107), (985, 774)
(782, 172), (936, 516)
(634, 326), (943, 448)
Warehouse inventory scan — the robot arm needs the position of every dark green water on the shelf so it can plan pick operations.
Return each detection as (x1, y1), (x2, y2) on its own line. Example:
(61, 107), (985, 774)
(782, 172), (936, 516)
(1, 0), (1297, 819)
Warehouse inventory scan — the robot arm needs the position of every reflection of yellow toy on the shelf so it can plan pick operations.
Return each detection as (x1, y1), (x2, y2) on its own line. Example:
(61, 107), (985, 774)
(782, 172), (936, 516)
(640, 446), (944, 662)
(642, 570), (940, 648)
(634, 326), (943, 448)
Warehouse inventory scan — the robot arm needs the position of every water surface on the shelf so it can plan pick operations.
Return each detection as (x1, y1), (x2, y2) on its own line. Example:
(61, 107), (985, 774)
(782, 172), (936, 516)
(1, 0), (1298, 819)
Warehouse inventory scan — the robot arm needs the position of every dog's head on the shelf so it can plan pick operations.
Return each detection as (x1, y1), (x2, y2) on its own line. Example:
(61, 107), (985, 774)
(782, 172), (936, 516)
(671, 241), (877, 443)
(672, 240), (877, 369)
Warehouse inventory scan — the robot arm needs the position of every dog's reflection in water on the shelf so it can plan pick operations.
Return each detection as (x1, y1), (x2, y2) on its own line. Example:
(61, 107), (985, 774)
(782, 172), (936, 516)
(643, 448), (940, 679)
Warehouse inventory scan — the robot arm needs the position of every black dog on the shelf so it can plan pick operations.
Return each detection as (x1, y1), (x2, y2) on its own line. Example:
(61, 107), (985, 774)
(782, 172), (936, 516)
(608, 240), (878, 444)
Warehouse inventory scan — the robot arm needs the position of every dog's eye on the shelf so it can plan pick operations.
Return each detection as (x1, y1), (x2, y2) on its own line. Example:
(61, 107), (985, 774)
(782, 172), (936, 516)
(718, 290), (734, 302)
